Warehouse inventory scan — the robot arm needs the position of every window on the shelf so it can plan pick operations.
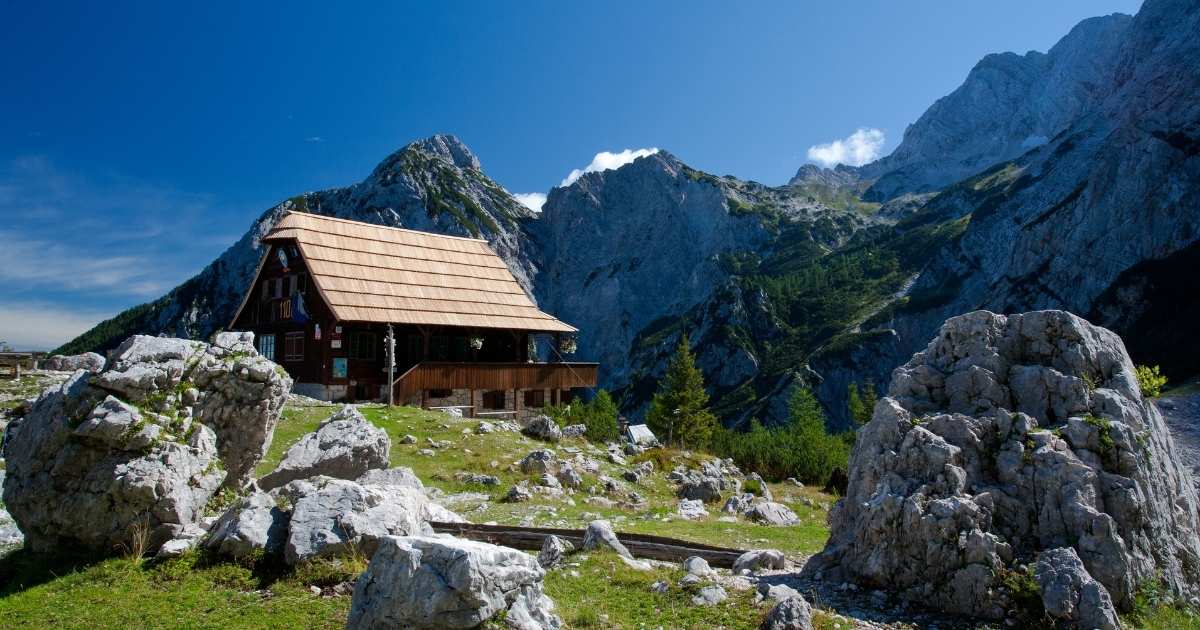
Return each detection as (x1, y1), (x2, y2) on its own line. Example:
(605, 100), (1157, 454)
(482, 390), (506, 410)
(350, 332), (377, 360)
(523, 389), (545, 408)
(428, 389), (452, 399)
(257, 334), (275, 361)
(284, 332), (305, 361)
(272, 278), (284, 299)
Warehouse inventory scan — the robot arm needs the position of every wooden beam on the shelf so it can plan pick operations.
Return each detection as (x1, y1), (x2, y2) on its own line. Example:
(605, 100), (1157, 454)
(428, 522), (749, 568)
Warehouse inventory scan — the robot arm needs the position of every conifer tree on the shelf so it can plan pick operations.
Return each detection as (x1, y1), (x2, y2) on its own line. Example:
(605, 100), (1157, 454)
(847, 381), (877, 426)
(646, 335), (717, 447)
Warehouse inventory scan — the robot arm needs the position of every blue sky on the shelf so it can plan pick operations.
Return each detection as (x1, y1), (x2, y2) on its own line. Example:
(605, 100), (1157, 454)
(0, 0), (1142, 350)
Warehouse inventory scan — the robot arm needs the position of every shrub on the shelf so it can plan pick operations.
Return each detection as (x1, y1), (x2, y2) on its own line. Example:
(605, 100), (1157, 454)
(545, 389), (620, 443)
(1136, 364), (1168, 398)
(711, 387), (851, 486)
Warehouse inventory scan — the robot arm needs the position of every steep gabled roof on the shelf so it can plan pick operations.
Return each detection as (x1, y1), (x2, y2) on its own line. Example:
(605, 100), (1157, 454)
(234, 211), (576, 333)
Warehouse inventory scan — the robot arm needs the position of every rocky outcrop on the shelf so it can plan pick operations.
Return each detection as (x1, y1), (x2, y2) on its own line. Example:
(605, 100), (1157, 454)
(205, 470), (460, 566)
(1037, 547), (1121, 630)
(257, 405), (390, 491)
(2, 334), (289, 554)
(803, 310), (1200, 619)
(346, 535), (561, 630)
(858, 13), (1133, 199)
(44, 352), (105, 373)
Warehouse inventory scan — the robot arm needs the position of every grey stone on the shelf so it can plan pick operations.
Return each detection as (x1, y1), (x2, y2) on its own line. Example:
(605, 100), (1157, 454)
(682, 556), (713, 577)
(1, 357), (245, 555)
(1036, 547), (1120, 630)
(581, 519), (633, 560)
(44, 352), (105, 373)
(519, 449), (558, 474)
(561, 424), (587, 438)
(691, 584), (727, 606)
(756, 582), (802, 603)
(283, 476), (434, 566)
(357, 466), (424, 490)
(401, 434), (417, 444)
(760, 595), (814, 630)
(556, 464), (582, 489)
(347, 535), (559, 630)
(258, 405), (389, 491)
(522, 415), (562, 442)
(745, 502), (799, 526)
(204, 491), (288, 559)
(722, 493), (754, 515)
(504, 484), (533, 503)
(802, 311), (1200, 618)
(677, 475), (723, 503)
(734, 549), (786, 574)
(538, 534), (573, 569)
(677, 499), (708, 520)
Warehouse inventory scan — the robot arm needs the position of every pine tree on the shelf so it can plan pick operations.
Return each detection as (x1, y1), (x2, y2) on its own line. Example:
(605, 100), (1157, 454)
(646, 335), (717, 447)
(847, 381), (877, 426)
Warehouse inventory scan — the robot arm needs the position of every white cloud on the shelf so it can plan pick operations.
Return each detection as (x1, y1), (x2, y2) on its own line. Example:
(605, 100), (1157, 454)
(511, 192), (547, 213)
(806, 128), (886, 168)
(305, 136), (324, 143)
(559, 148), (659, 188)
(0, 303), (112, 351)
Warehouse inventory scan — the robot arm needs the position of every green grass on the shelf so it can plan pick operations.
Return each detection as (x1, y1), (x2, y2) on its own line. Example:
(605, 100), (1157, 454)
(0, 551), (351, 629)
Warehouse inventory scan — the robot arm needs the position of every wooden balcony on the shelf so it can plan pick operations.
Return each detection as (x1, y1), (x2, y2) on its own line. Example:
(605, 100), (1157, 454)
(392, 361), (599, 400)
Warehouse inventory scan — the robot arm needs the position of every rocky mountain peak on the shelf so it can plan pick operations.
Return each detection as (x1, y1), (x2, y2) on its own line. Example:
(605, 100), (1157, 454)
(370, 134), (482, 181)
(858, 12), (1132, 200)
(787, 164), (860, 188)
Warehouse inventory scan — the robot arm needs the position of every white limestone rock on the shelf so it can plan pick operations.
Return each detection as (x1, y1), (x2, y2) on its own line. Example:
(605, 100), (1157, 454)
(346, 535), (560, 629)
(802, 311), (1200, 618)
(760, 595), (814, 630)
(745, 502), (799, 526)
(1036, 547), (1120, 630)
(258, 405), (390, 491)
(522, 415), (562, 442)
(282, 476), (433, 566)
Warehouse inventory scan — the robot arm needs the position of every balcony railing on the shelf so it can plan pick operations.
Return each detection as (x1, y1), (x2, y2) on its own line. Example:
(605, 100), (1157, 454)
(392, 361), (599, 400)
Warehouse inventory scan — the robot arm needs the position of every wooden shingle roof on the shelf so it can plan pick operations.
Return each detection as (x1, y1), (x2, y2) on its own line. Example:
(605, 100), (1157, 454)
(249, 211), (576, 332)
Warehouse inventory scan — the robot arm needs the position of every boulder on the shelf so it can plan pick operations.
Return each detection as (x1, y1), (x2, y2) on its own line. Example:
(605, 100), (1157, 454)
(519, 449), (558, 474)
(691, 584), (727, 606)
(1, 355), (242, 554)
(734, 549), (786, 574)
(747, 472), (774, 501)
(538, 534), (573, 569)
(556, 464), (582, 489)
(745, 502), (799, 526)
(682, 556), (714, 577)
(561, 424), (587, 439)
(582, 519), (633, 560)
(802, 311), (1200, 618)
(677, 499), (709, 520)
(760, 595), (814, 630)
(677, 475), (724, 503)
(283, 476), (433, 566)
(203, 491), (288, 559)
(257, 405), (389, 490)
(722, 493), (754, 515)
(522, 415), (562, 442)
(1036, 547), (1120, 630)
(44, 352), (105, 373)
(346, 535), (560, 629)
(504, 484), (533, 503)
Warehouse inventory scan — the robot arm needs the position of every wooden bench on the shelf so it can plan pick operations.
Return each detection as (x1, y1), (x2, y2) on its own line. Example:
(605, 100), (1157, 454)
(476, 410), (517, 418)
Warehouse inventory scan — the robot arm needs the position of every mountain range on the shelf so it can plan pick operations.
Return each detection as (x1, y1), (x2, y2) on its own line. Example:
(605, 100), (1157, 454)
(60, 0), (1200, 430)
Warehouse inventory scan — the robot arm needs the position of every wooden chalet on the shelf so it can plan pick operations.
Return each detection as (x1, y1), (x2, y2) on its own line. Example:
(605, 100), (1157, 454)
(230, 211), (597, 419)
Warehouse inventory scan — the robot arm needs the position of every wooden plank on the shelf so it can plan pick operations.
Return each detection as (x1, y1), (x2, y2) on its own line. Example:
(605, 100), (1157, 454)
(428, 522), (748, 568)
